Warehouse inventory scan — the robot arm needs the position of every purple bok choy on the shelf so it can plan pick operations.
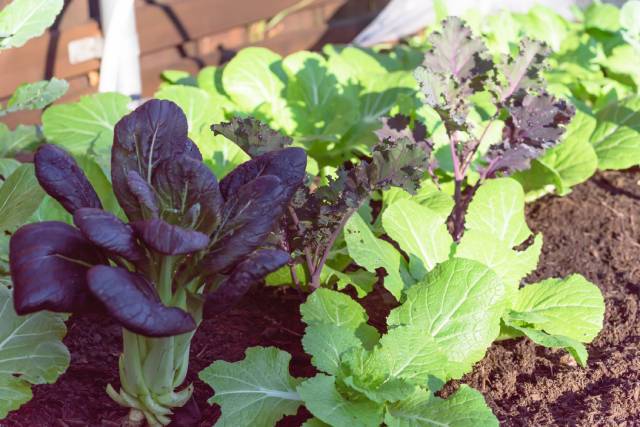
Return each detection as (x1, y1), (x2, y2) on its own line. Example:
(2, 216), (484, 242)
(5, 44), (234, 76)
(9, 99), (306, 426)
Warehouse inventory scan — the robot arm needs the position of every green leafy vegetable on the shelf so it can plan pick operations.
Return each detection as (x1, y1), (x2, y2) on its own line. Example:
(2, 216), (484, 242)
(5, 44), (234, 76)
(0, 0), (63, 49)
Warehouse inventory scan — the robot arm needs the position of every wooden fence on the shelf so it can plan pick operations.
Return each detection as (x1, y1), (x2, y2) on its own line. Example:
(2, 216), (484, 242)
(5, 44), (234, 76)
(0, 0), (389, 128)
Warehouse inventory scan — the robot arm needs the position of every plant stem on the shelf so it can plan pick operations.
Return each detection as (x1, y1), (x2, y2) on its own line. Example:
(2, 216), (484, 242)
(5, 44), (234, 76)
(157, 256), (175, 305)
(309, 208), (356, 289)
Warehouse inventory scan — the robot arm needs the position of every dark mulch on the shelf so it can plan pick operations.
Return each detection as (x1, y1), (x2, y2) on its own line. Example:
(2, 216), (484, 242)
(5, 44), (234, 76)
(5, 169), (639, 426)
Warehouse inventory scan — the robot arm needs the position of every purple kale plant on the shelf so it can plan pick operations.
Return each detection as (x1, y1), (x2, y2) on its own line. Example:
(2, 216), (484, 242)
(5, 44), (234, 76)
(413, 17), (575, 240)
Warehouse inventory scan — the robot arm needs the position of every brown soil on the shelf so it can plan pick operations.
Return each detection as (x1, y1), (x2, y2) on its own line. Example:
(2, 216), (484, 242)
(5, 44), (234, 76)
(4, 169), (639, 427)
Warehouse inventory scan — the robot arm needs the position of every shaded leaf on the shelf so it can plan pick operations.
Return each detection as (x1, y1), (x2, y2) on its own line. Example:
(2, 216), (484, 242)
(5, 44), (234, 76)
(73, 208), (145, 262)
(34, 144), (102, 214)
(204, 249), (289, 318)
(87, 266), (195, 337)
(112, 99), (202, 221)
(152, 155), (223, 234)
(0, 286), (69, 418)
(132, 219), (209, 256)
(219, 147), (306, 201)
(0, 164), (45, 232)
(10, 221), (106, 314)
(201, 176), (288, 274)
(42, 93), (129, 157)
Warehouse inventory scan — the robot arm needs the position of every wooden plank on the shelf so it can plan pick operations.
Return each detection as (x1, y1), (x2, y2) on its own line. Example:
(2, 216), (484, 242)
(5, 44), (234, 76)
(134, 0), (344, 54)
(0, 21), (101, 99)
(58, 0), (92, 29)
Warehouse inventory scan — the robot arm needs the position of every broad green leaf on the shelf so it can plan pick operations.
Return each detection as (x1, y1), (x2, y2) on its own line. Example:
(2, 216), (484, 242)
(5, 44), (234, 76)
(4, 78), (68, 114)
(0, 164), (45, 232)
(28, 195), (71, 224)
(0, 124), (41, 157)
(621, 1), (640, 50)
(196, 66), (236, 112)
(382, 199), (453, 280)
(155, 85), (224, 134)
(345, 213), (406, 299)
(298, 374), (383, 427)
(283, 51), (356, 144)
(160, 70), (197, 86)
(504, 321), (588, 367)
(583, 2), (620, 33)
(483, 9), (521, 54)
(512, 275), (605, 343)
(456, 230), (542, 297)
(0, 0), (63, 49)
(386, 258), (506, 381)
(203, 137), (250, 179)
(382, 184), (453, 222)
(385, 385), (498, 427)
(590, 96), (640, 170)
(0, 375), (32, 419)
(199, 347), (302, 427)
(222, 47), (292, 131)
(465, 178), (531, 247)
(0, 286), (69, 418)
(515, 6), (569, 51)
(300, 288), (368, 330)
(320, 265), (376, 298)
(0, 158), (20, 179)
(323, 45), (390, 85)
(74, 155), (122, 218)
(302, 323), (360, 375)
(42, 92), (130, 159)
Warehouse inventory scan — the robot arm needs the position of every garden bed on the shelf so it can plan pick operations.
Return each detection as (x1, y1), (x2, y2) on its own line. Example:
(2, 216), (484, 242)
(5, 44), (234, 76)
(5, 168), (639, 426)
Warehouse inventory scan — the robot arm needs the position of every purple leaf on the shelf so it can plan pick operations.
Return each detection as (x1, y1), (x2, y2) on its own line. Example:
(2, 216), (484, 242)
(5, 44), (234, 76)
(200, 175), (288, 274)
(34, 144), (102, 214)
(203, 249), (290, 318)
(73, 208), (145, 262)
(127, 171), (160, 218)
(9, 221), (107, 314)
(494, 38), (550, 103)
(211, 117), (293, 158)
(132, 218), (209, 255)
(219, 147), (307, 201)
(421, 16), (491, 80)
(87, 266), (196, 337)
(152, 156), (223, 234)
(375, 115), (433, 158)
(486, 93), (574, 175)
(112, 99), (202, 221)
(415, 17), (491, 129)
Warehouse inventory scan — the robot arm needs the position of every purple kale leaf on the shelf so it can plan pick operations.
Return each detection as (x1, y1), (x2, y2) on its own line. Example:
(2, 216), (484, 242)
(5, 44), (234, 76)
(414, 17), (492, 131)
(212, 117), (292, 158)
(485, 93), (575, 175)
